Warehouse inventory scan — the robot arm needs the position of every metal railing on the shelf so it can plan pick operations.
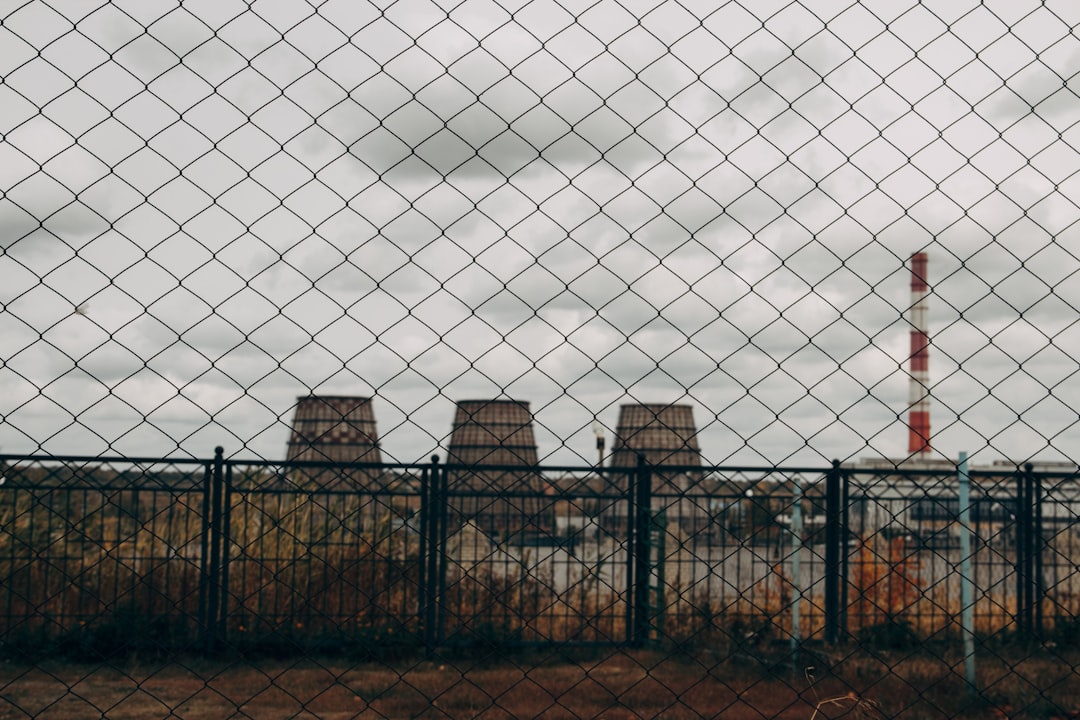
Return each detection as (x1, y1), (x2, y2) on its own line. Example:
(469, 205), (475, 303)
(3, 452), (1077, 655)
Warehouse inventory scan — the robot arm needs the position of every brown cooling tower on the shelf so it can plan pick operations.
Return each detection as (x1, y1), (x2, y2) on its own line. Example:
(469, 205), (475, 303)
(447, 399), (539, 471)
(445, 399), (548, 539)
(286, 395), (382, 464)
(610, 403), (702, 470)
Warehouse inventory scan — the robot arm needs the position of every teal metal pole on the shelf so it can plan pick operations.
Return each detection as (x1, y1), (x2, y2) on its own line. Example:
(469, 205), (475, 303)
(958, 452), (976, 693)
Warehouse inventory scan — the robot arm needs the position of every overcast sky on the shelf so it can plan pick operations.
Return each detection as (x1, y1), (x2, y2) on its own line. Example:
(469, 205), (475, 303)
(2, 0), (1079, 467)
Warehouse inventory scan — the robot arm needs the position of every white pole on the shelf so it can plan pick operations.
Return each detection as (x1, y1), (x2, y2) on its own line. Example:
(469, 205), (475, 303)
(958, 451), (976, 693)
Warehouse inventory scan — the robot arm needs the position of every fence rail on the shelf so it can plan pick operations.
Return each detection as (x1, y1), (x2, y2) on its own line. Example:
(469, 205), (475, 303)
(2, 451), (1076, 661)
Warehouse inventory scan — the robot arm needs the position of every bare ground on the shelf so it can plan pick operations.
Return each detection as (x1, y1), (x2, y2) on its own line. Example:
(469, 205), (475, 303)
(1, 647), (1076, 719)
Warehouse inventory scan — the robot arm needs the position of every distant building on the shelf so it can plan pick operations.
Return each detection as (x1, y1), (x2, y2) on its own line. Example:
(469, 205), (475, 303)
(843, 456), (1078, 546)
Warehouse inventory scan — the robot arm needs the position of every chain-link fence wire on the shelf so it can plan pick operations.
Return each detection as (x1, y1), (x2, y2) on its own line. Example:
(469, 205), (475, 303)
(3, 0), (1080, 717)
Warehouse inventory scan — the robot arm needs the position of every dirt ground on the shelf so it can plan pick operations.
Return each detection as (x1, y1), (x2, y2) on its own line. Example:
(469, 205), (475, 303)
(0, 647), (1075, 719)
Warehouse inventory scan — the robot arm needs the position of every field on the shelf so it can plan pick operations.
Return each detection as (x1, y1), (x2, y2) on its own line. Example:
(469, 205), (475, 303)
(3, 645), (1079, 720)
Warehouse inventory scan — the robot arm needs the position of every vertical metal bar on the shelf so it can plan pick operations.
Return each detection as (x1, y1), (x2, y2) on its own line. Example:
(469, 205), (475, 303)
(633, 454), (652, 646)
(824, 459), (841, 645)
(1023, 465), (1035, 635)
(418, 462), (431, 653)
(790, 475), (803, 665)
(625, 467), (635, 644)
(434, 456), (449, 646)
(198, 457), (213, 653)
(840, 466), (850, 638)
(1013, 468), (1021, 634)
(204, 446), (224, 654)
(1030, 464), (1043, 637)
(426, 457), (441, 651)
(219, 459), (233, 649)
(1015, 467), (1029, 634)
(958, 452), (976, 694)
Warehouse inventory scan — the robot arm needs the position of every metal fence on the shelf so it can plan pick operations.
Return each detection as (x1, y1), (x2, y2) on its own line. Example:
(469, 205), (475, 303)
(4, 0), (1080, 717)
(4, 454), (1077, 647)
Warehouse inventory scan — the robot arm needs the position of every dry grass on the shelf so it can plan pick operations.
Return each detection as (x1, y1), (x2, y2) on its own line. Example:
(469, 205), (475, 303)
(0, 484), (633, 656)
(1, 489), (1073, 661)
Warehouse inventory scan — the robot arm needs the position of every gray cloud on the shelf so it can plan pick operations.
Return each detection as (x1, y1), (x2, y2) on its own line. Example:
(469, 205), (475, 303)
(2, 0), (1080, 466)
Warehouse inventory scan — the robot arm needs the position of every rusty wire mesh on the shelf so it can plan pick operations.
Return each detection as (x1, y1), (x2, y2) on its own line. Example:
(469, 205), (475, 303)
(3, 0), (1080, 717)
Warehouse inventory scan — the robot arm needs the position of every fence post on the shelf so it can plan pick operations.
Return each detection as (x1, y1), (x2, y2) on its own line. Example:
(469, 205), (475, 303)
(790, 475), (803, 667)
(219, 458), (232, 650)
(840, 464), (850, 638)
(1016, 465), (1030, 635)
(1016, 463), (1044, 637)
(203, 446), (225, 654)
(632, 454), (652, 646)
(435, 456), (449, 646)
(625, 466), (634, 643)
(824, 459), (842, 645)
(419, 458), (432, 653)
(421, 455), (442, 654)
(1029, 463), (1044, 637)
(198, 455), (213, 653)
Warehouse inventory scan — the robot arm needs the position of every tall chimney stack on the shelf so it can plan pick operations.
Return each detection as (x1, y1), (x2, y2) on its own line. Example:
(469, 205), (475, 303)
(908, 252), (931, 456)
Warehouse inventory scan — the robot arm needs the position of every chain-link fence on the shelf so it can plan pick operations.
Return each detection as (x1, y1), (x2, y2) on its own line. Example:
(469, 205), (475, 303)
(3, 0), (1080, 717)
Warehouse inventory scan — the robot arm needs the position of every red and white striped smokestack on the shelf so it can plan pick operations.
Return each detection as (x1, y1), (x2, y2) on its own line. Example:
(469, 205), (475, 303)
(908, 252), (931, 456)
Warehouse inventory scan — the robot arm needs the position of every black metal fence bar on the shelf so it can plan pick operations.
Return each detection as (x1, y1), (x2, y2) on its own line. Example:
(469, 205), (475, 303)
(824, 459), (842, 644)
(205, 446), (225, 653)
(433, 457), (448, 648)
(632, 455), (652, 645)
(196, 456), (213, 654)
(418, 458), (434, 653)
(1033, 466), (1046, 636)
(1018, 464), (1034, 636)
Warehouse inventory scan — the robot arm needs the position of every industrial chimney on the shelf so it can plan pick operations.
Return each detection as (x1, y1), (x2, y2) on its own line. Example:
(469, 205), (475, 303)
(907, 252), (931, 456)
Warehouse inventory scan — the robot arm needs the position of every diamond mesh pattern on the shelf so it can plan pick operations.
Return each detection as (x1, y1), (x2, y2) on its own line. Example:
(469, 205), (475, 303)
(3, 1), (1080, 717)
